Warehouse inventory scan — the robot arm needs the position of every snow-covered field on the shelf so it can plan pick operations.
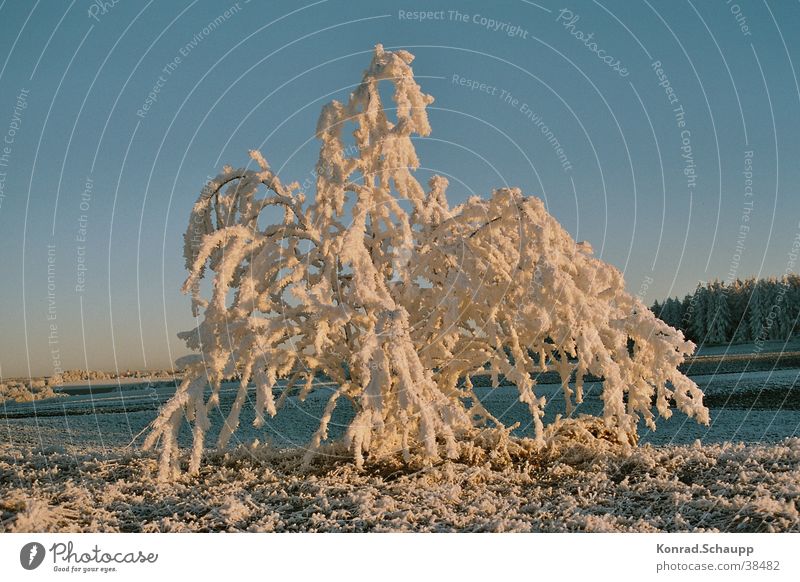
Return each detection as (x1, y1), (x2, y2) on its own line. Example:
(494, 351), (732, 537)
(54, 376), (179, 391)
(3, 369), (797, 451)
(2, 368), (798, 532)
(2, 357), (798, 533)
(695, 339), (800, 356)
(0, 380), (63, 404)
(2, 425), (798, 532)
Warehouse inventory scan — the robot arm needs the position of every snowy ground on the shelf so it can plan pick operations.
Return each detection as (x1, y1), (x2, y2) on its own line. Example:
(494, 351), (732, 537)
(2, 423), (798, 533)
(2, 366), (797, 533)
(4, 369), (798, 451)
(54, 376), (179, 391)
(695, 339), (800, 356)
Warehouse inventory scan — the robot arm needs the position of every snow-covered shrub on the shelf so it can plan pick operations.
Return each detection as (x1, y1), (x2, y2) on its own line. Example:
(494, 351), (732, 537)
(0, 380), (63, 404)
(145, 45), (708, 479)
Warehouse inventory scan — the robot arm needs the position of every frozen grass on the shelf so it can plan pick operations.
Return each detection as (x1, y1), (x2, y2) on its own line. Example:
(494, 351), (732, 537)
(695, 339), (800, 357)
(0, 381), (64, 404)
(1, 418), (798, 533)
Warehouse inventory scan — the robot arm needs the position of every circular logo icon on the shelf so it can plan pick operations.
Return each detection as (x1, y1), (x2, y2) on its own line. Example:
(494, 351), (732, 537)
(20, 542), (46, 570)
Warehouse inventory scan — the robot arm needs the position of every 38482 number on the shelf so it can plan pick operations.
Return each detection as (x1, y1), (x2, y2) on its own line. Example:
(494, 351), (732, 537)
(743, 561), (780, 571)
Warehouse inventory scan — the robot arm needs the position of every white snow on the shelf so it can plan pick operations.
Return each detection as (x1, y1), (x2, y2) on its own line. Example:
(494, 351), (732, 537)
(0, 380), (64, 404)
(2, 423), (798, 532)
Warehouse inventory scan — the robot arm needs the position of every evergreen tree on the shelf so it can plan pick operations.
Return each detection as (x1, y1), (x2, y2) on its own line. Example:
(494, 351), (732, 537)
(690, 283), (709, 343)
(764, 278), (782, 340)
(651, 299), (662, 318)
(732, 304), (750, 343)
(727, 279), (748, 342)
(786, 275), (800, 339)
(706, 282), (731, 344)
(680, 294), (694, 338)
(648, 276), (800, 344)
(775, 280), (791, 340)
(749, 280), (765, 341)
(659, 298), (671, 327)
(666, 297), (683, 329)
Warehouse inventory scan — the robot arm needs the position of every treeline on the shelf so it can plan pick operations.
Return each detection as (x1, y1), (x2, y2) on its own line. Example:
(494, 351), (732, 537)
(651, 276), (800, 345)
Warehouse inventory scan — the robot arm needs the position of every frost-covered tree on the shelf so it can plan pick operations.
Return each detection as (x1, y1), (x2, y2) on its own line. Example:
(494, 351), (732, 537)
(786, 275), (800, 338)
(749, 280), (766, 341)
(654, 277), (800, 345)
(651, 300), (662, 319)
(662, 297), (683, 330)
(679, 294), (693, 335)
(706, 281), (731, 344)
(145, 45), (708, 479)
(728, 279), (750, 343)
(769, 279), (783, 340)
(689, 283), (709, 343)
(732, 308), (751, 343)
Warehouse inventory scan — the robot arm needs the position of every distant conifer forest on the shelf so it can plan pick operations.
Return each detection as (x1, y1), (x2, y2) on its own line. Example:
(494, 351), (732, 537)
(651, 276), (800, 346)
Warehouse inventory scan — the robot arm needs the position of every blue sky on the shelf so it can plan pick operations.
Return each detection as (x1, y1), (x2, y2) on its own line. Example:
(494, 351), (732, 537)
(0, 0), (798, 377)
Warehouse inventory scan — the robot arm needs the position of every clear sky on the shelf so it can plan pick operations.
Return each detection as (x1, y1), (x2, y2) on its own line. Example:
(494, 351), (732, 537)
(0, 0), (799, 378)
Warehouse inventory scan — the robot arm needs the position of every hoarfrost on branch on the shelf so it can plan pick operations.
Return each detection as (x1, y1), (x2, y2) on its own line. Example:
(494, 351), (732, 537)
(145, 45), (708, 479)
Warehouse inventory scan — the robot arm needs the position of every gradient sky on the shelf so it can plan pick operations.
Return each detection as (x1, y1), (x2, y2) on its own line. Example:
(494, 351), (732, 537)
(1, 0), (799, 378)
